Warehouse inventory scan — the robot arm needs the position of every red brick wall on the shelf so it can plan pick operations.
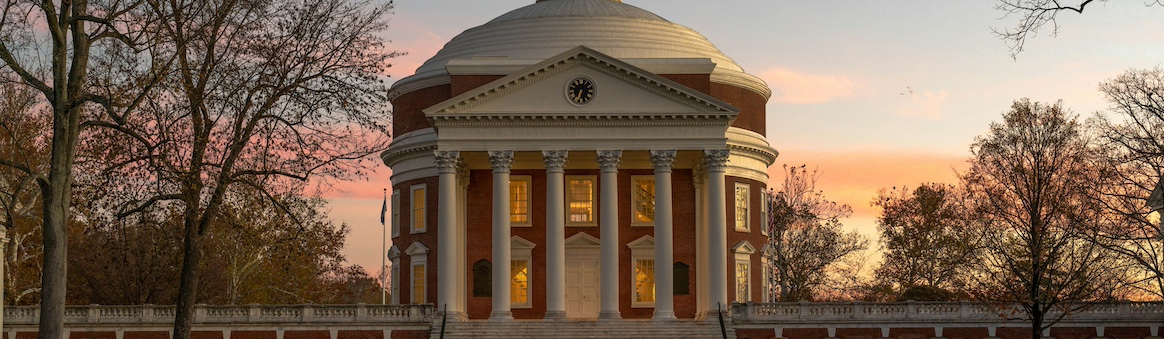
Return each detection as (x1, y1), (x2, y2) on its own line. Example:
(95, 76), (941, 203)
(339, 330), (384, 339)
(660, 74), (712, 95)
(944, 327), (990, 339)
(390, 84), (450, 137)
(888, 328), (935, 339)
(451, 75), (505, 96)
(725, 176), (770, 303)
(388, 330), (429, 339)
(711, 82), (767, 136)
(68, 331), (115, 339)
(392, 176), (441, 305)
(123, 332), (170, 339)
(284, 330), (329, 339)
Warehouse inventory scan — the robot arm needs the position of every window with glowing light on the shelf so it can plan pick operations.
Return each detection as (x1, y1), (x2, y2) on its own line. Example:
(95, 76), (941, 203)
(632, 176), (655, 226)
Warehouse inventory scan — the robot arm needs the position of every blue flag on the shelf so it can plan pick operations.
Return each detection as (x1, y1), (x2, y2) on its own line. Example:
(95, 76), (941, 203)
(380, 190), (388, 225)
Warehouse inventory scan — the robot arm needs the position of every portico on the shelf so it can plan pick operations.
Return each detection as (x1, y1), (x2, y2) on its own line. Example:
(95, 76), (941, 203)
(381, 0), (777, 322)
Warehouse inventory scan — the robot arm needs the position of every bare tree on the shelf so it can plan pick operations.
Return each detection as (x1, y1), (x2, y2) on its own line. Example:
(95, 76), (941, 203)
(994, 0), (1164, 57)
(0, 76), (47, 306)
(764, 164), (868, 301)
(0, 1), (165, 336)
(1092, 67), (1164, 299)
(962, 99), (1125, 338)
(89, 0), (396, 337)
(872, 183), (981, 300)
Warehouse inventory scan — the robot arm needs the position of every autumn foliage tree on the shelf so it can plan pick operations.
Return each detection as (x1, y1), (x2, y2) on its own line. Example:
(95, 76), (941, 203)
(962, 99), (1125, 338)
(872, 183), (980, 300)
(83, 0), (398, 337)
(764, 165), (868, 301)
(1091, 67), (1164, 299)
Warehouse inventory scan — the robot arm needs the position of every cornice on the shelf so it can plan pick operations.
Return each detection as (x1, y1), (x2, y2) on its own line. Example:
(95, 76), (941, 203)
(729, 144), (778, 166)
(423, 46), (740, 117)
(711, 70), (771, 100)
(429, 113), (734, 127)
(387, 72), (451, 101)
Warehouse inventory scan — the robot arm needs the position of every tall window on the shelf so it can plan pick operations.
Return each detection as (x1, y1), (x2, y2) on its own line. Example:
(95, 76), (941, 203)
(412, 264), (427, 304)
(391, 190), (400, 238)
(631, 176), (655, 226)
(628, 236), (655, 308)
(390, 264), (400, 304)
(511, 260), (530, 306)
(510, 176), (532, 226)
(735, 261), (750, 303)
(759, 190), (768, 236)
(735, 183), (749, 232)
(634, 259), (656, 305)
(511, 236), (535, 308)
(567, 176), (596, 225)
(411, 185), (426, 233)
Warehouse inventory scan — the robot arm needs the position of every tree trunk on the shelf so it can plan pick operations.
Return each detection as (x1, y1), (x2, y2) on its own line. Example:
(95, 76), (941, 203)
(38, 103), (81, 339)
(172, 216), (204, 339)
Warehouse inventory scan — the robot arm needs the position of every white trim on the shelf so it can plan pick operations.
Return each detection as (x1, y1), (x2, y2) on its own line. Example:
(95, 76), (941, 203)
(566, 175), (598, 227)
(407, 242), (429, 305)
(734, 240), (755, 304)
(734, 183), (750, 233)
(628, 236), (656, 308)
(391, 190), (401, 238)
(387, 245), (401, 305)
(510, 176), (533, 227)
(410, 184), (427, 234)
(760, 191), (768, 237)
(511, 236), (537, 309)
(630, 175), (655, 227)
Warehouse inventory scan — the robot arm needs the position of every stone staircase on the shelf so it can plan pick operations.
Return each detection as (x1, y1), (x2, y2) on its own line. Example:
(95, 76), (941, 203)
(429, 318), (736, 339)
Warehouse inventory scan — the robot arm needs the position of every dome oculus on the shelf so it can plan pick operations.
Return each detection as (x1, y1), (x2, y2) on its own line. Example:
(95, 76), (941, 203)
(566, 76), (596, 105)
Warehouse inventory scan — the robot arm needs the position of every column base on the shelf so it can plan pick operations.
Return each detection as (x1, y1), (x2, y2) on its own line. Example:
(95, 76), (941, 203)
(543, 311), (567, 321)
(652, 311), (676, 321)
(489, 311), (513, 321)
(598, 311), (622, 321)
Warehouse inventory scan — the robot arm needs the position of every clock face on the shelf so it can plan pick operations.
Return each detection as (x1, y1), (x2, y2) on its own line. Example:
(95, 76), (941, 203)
(566, 77), (596, 105)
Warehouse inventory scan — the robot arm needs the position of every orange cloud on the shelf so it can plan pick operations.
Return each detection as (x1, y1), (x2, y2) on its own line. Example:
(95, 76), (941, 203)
(759, 68), (856, 105)
(768, 149), (968, 218)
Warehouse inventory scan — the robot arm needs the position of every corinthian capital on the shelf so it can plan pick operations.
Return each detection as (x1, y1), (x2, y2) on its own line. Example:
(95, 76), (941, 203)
(542, 150), (569, 172)
(488, 150), (515, 172)
(649, 149), (677, 171)
(703, 149), (730, 171)
(434, 150), (461, 173)
(596, 150), (622, 172)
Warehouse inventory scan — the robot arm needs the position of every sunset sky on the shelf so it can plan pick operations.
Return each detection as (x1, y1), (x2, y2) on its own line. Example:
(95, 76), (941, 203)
(327, 1), (1164, 276)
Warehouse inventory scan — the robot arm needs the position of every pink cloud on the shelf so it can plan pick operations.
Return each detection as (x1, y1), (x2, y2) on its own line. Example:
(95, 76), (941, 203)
(383, 16), (449, 81)
(759, 68), (856, 105)
(768, 149), (967, 218)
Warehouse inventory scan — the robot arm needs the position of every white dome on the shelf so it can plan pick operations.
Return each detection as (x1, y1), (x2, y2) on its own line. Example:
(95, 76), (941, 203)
(395, 0), (768, 97)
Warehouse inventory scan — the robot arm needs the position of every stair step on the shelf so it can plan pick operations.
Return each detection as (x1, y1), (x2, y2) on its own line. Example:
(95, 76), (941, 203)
(429, 319), (736, 339)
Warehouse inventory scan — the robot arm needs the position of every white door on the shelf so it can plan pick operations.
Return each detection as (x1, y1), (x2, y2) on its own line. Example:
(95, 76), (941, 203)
(565, 257), (599, 319)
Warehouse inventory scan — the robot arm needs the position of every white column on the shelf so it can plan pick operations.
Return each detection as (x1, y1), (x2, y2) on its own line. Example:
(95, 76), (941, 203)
(597, 150), (623, 320)
(650, 150), (677, 320)
(456, 163), (470, 318)
(704, 149), (731, 316)
(434, 150), (462, 318)
(489, 150), (515, 321)
(543, 150), (569, 320)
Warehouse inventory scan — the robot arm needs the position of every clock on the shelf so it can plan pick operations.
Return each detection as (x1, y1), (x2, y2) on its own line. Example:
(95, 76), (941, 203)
(566, 76), (596, 105)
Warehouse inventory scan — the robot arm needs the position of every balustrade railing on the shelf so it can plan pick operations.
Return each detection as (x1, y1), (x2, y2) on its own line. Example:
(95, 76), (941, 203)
(3, 304), (434, 325)
(732, 301), (1164, 325)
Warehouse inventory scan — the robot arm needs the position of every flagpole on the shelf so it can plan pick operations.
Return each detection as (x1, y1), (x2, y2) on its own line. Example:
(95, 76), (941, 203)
(381, 188), (388, 305)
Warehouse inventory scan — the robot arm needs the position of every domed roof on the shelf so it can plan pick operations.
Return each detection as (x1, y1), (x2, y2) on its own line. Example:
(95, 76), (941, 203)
(395, 0), (768, 98)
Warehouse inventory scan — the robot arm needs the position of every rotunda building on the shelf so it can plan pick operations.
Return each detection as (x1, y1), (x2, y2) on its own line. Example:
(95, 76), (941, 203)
(382, 0), (777, 321)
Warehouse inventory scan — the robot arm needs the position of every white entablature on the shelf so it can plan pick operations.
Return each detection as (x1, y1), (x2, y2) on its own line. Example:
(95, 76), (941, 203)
(423, 46), (739, 152)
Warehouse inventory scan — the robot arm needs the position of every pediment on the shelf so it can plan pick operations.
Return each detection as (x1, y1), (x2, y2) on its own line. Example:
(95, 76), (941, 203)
(405, 242), (429, 255)
(627, 235), (655, 249)
(565, 232), (601, 247)
(733, 240), (756, 254)
(512, 235), (537, 250)
(424, 46), (738, 119)
(387, 245), (401, 260)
